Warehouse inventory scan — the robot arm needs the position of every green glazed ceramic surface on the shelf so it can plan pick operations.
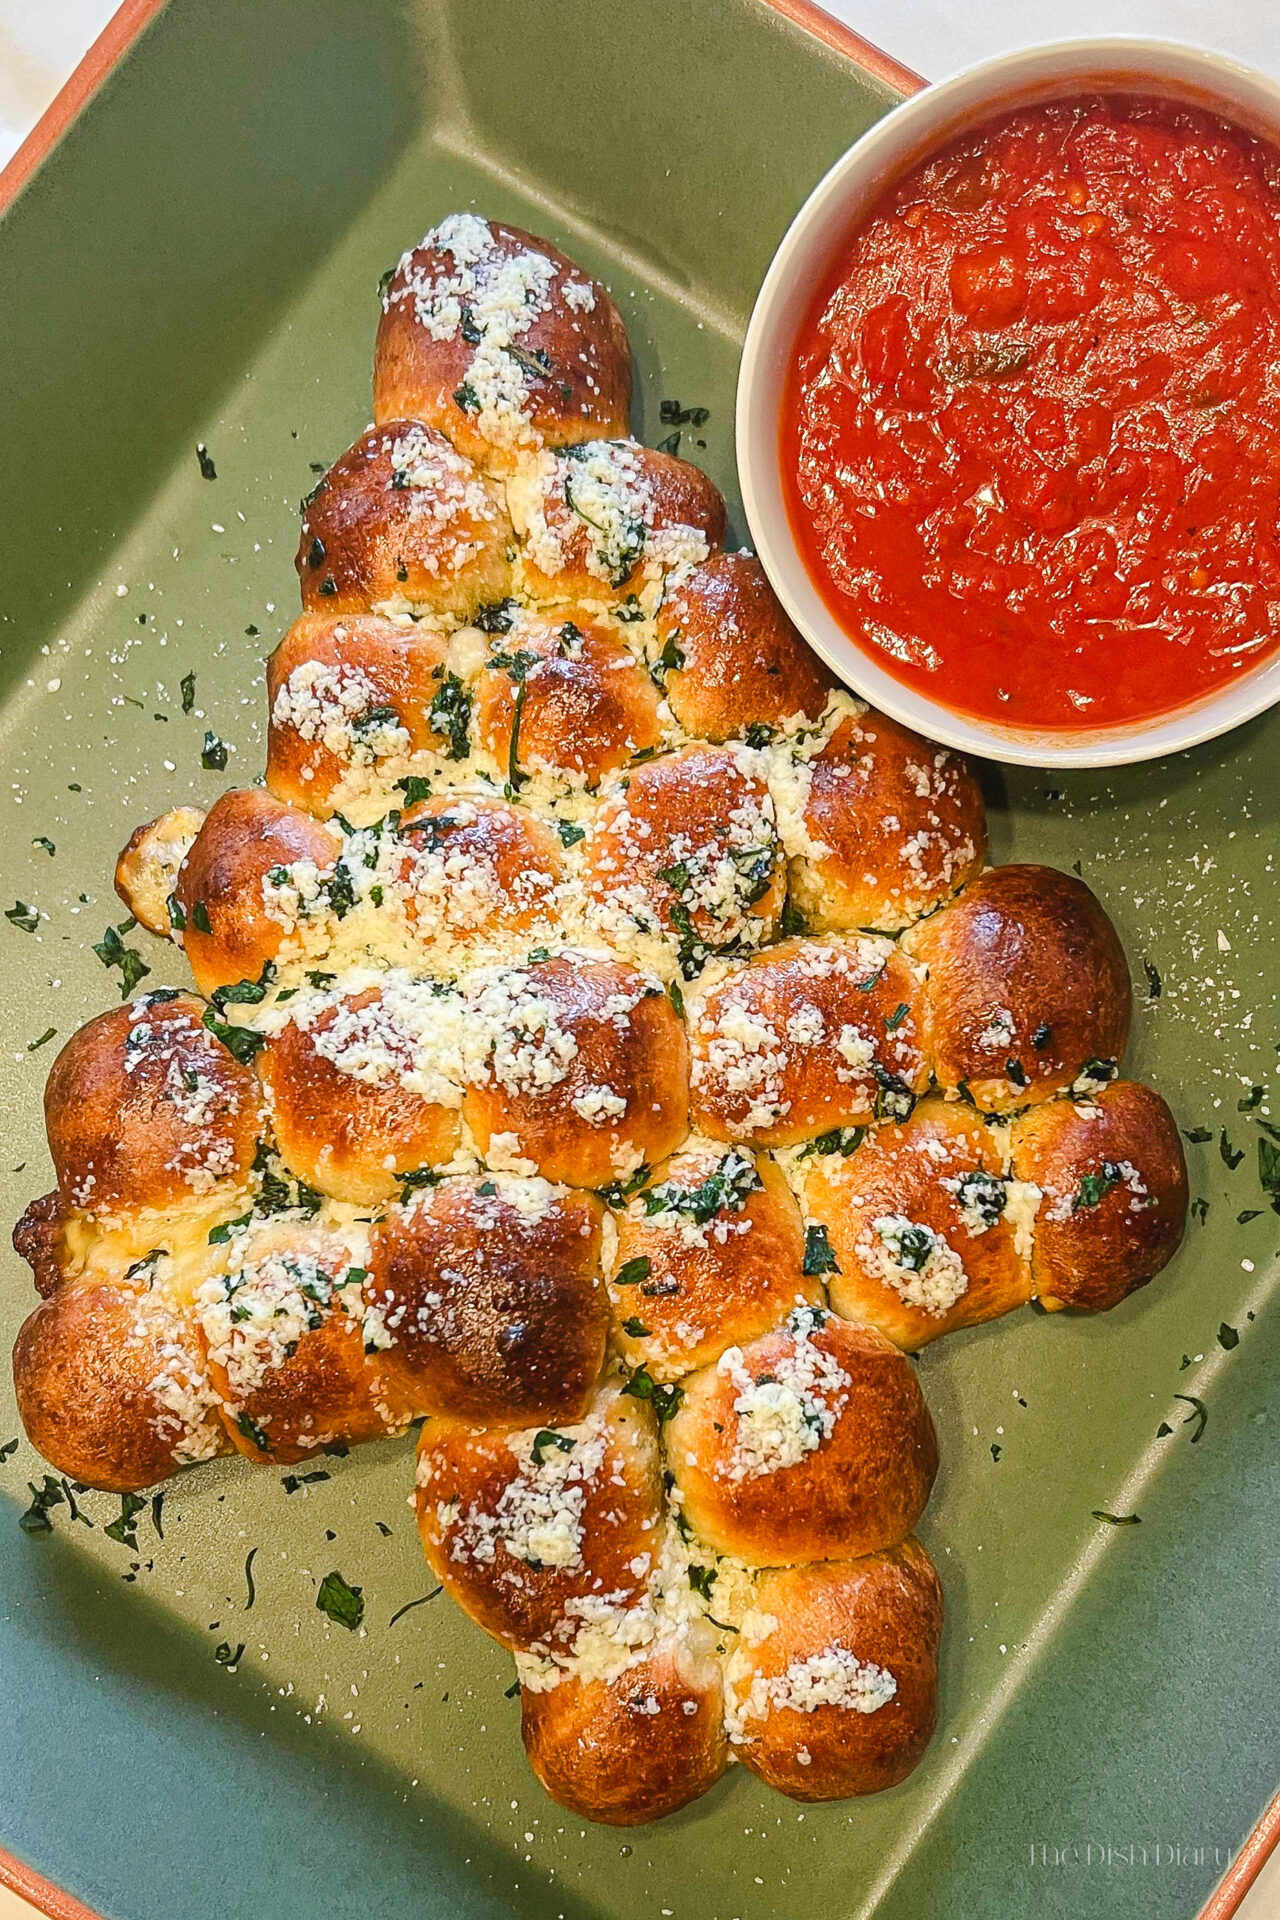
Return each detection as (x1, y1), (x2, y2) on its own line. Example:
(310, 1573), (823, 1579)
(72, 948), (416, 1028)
(0, 4), (1275, 1918)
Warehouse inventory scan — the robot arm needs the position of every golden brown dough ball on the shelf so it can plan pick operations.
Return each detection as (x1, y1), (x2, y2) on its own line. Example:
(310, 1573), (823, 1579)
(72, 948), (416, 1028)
(370, 1174), (609, 1425)
(265, 613), (450, 817)
(654, 551), (832, 744)
(1008, 1079), (1188, 1312)
(296, 421), (513, 620)
(41, 991), (260, 1216)
(173, 789), (343, 998)
(901, 865), (1132, 1114)
(521, 1631), (727, 1824)
(687, 936), (927, 1147)
(802, 1098), (1033, 1351)
(114, 805), (207, 937)
(12, 1276), (229, 1492)
(725, 1541), (943, 1801)
(584, 744), (784, 971)
(256, 983), (462, 1205)
(664, 1309), (937, 1567)
(462, 953), (689, 1189)
(609, 1145), (820, 1381)
(773, 707), (986, 933)
(415, 1385), (663, 1653)
(472, 609), (663, 789)
(397, 794), (565, 953)
(197, 1218), (411, 1465)
(373, 215), (631, 475)
(510, 440), (726, 609)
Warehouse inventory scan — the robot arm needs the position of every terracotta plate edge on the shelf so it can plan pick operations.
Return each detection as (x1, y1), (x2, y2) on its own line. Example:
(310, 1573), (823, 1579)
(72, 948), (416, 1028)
(0, 1), (1273, 1918)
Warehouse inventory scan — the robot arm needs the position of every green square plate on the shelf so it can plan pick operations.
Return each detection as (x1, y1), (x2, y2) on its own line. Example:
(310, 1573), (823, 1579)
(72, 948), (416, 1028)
(0, 4), (1275, 1917)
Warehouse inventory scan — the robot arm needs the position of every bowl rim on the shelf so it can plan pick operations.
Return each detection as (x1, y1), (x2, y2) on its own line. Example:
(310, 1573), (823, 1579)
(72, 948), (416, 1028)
(736, 34), (1280, 769)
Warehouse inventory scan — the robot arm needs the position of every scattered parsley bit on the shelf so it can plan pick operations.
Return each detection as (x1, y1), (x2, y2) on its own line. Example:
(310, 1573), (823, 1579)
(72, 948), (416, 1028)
(613, 1256), (652, 1288)
(281, 1470), (331, 1494)
(316, 1570), (364, 1631)
(1217, 1323), (1240, 1352)
(531, 1430), (576, 1467)
(453, 381), (480, 413)
(556, 819), (585, 848)
(687, 1564), (716, 1601)
(396, 775), (433, 806)
(1142, 958), (1162, 998)
(802, 1223), (840, 1276)
(668, 979), (685, 1019)
(235, 1412), (270, 1453)
(244, 1546), (259, 1609)
(1091, 1510), (1140, 1526)
(104, 1492), (147, 1550)
(1031, 1023), (1052, 1050)
(93, 924), (151, 999)
(26, 1028), (56, 1052)
(621, 1317), (651, 1337)
(656, 431), (681, 456)
(429, 672), (472, 760)
(1258, 1135), (1280, 1214)
(202, 1008), (264, 1064)
(659, 400), (710, 427)
(19, 1475), (65, 1535)
(6, 901), (38, 933)
(779, 897), (806, 938)
(31, 836), (54, 857)
(797, 1127), (865, 1160)
(884, 1002), (910, 1032)
(1182, 1127), (1212, 1144)
(1219, 1129), (1244, 1171)
(201, 730), (229, 771)
(213, 1642), (244, 1667)
(1172, 1393), (1208, 1444)
(389, 1589), (442, 1628)
(1073, 1162), (1123, 1211)
(642, 1150), (760, 1224)
(0, 1438), (17, 1463)
(196, 443), (217, 480)
(620, 1367), (684, 1423)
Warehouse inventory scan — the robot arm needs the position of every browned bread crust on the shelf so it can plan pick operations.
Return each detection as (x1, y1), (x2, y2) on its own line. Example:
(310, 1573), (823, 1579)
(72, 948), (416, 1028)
(415, 1386), (662, 1651)
(371, 1176), (609, 1425)
(807, 1097), (1033, 1350)
(374, 217), (632, 475)
(655, 551), (833, 744)
(462, 954), (689, 1187)
(472, 608), (664, 788)
(665, 1310), (937, 1566)
(902, 864), (1132, 1112)
(1009, 1079), (1188, 1311)
(727, 1540), (943, 1800)
(510, 441), (726, 607)
(42, 992), (260, 1216)
(114, 805), (207, 935)
(266, 613), (451, 816)
(296, 421), (513, 619)
(687, 936), (927, 1147)
(397, 794), (564, 947)
(780, 708), (986, 933)
(521, 1636), (727, 1824)
(174, 789), (343, 997)
(608, 1146), (821, 1382)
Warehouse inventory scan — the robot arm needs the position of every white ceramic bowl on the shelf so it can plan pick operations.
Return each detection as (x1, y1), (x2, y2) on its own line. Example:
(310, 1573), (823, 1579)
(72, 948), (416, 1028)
(737, 37), (1280, 768)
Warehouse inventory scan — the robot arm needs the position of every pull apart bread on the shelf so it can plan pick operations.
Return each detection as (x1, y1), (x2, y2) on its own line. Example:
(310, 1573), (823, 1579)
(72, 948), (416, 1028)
(12, 214), (1188, 1825)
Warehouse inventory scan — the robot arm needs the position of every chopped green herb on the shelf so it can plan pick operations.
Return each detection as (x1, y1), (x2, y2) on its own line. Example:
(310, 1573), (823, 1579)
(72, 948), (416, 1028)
(92, 924), (150, 998)
(208, 1210), (254, 1247)
(884, 1002), (910, 1033)
(453, 381), (480, 413)
(201, 730), (229, 771)
(1219, 1129), (1244, 1171)
(621, 1318), (651, 1337)
(656, 431), (681, 456)
(396, 775), (433, 806)
(1172, 1393), (1208, 1443)
(1073, 1162), (1123, 1211)
(779, 896), (806, 938)
(642, 1149), (760, 1224)
(667, 978), (685, 1019)
(1031, 1023), (1053, 1050)
(181, 671), (196, 713)
(1182, 1127), (1212, 1144)
(389, 1588), (443, 1627)
(803, 1223), (840, 1276)
(796, 1127), (865, 1160)
(202, 1009), (264, 1064)
(1238, 1086), (1265, 1112)
(32, 836), (55, 857)
(599, 1164), (651, 1208)
(531, 1430), (576, 1467)
(556, 819), (585, 848)
(1091, 1510), (1141, 1526)
(196, 443), (217, 480)
(26, 1028), (56, 1052)
(104, 1492), (147, 1550)
(0, 1438), (18, 1463)
(19, 1475), (65, 1535)
(281, 1470), (331, 1494)
(214, 1641), (244, 1667)
(316, 1570), (364, 1630)
(620, 1367), (684, 1423)
(687, 1564), (716, 1601)
(429, 672), (472, 760)
(1238, 1209), (1263, 1225)
(659, 400), (710, 427)
(613, 1256), (652, 1288)
(1259, 1135), (1280, 1213)
(244, 1546), (259, 1609)
(6, 901), (37, 933)
(1217, 1323), (1240, 1352)
(1143, 958), (1162, 999)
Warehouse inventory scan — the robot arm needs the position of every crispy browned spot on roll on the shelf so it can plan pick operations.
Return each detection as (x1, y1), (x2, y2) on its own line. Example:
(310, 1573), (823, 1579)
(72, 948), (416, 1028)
(370, 1174), (609, 1425)
(396, 793), (565, 952)
(13, 1275), (228, 1492)
(197, 1218), (411, 1465)
(520, 1632), (727, 1824)
(374, 215), (631, 475)
(654, 551), (832, 744)
(472, 608), (663, 789)
(265, 613), (450, 817)
(772, 706), (986, 933)
(1009, 1078), (1188, 1312)
(725, 1540), (943, 1801)
(902, 864), (1132, 1113)
(687, 935), (927, 1147)
(510, 440), (725, 609)
(173, 788), (342, 998)
(664, 1308), (936, 1567)
(415, 1385), (663, 1652)
(40, 991), (259, 1216)
(462, 953), (689, 1189)
(584, 744), (784, 970)
(609, 1144), (820, 1381)
(803, 1097), (1033, 1351)
(296, 421), (513, 619)
(114, 805), (207, 937)
(256, 982), (462, 1205)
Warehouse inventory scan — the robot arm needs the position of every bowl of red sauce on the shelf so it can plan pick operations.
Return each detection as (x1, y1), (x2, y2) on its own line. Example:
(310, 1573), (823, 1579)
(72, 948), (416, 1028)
(738, 39), (1280, 765)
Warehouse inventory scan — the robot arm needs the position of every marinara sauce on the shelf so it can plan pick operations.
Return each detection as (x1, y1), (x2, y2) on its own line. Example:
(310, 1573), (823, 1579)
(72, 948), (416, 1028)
(784, 95), (1280, 729)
